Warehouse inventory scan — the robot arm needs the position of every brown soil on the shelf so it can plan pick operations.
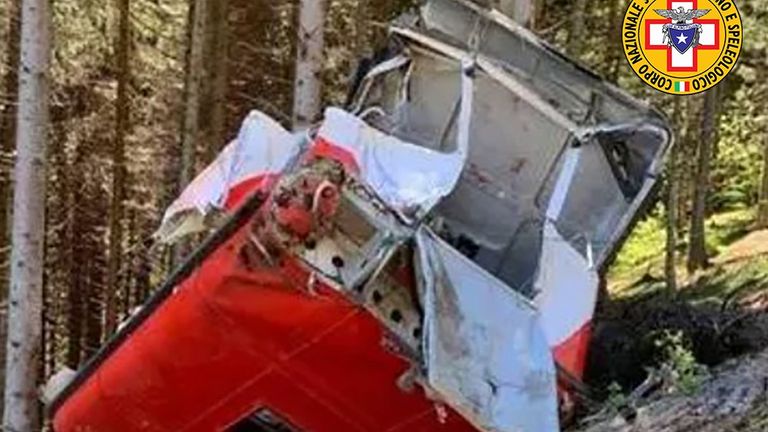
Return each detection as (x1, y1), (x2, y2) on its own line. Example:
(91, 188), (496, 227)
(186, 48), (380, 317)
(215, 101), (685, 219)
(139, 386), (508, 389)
(714, 230), (768, 265)
(575, 231), (768, 431)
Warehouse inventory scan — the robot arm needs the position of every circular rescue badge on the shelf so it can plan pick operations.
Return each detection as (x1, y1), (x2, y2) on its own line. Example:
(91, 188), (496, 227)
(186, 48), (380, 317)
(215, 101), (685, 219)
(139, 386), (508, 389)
(622, 0), (742, 95)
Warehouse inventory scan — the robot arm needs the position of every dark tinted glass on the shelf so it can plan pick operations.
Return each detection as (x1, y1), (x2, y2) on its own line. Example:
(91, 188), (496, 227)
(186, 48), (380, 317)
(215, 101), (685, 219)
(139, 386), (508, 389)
(228, 408), (300, 432)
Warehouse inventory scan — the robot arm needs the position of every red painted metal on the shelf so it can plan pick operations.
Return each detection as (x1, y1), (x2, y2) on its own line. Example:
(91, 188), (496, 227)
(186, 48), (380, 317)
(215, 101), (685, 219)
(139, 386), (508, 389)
(53, 138), (588, 430)
(53, 218), (476, 432)
(553, 322), (592, 381)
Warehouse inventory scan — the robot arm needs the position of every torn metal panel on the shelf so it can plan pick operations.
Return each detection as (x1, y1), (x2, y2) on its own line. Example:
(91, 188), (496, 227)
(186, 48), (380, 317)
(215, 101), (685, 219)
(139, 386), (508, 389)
(156, 110), (303, 243)
(52, 1), (674, 431)
(418, 0), (662, 127)
(316, 106), (471, 218)
(534, 221), (600, 375)
(417, 228), (559, 432)
(413, 0), (672, 268)
(349, 0), (672, 388)
(352, 0), (671, 291)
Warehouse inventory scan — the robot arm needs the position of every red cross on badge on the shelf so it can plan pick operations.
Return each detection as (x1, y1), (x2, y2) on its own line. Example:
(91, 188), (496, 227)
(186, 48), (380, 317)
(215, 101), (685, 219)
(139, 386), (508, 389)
(644, 0), (720, 72)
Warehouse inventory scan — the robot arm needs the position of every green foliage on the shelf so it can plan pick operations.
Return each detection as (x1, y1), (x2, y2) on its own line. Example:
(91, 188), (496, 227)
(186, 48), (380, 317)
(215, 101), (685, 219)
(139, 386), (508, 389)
(712, 83), (766, 212)
(684, 255), (768, 305)
(611, 207), (667, 278)
(604, 381), (629, 414)
(704, 210), (756, 255)
(610, 209), (756, 289)
(654, 330), (709, 395)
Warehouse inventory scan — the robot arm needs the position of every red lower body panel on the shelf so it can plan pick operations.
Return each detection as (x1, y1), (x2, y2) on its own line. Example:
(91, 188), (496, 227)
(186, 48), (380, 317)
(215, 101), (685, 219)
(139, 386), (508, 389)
(553, 322), (592, 381)
(53, 223), (475, 432)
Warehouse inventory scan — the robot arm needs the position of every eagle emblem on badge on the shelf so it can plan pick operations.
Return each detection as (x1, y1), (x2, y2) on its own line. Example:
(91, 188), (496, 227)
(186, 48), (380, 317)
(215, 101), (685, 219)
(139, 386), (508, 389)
(655, 7), (711, 54)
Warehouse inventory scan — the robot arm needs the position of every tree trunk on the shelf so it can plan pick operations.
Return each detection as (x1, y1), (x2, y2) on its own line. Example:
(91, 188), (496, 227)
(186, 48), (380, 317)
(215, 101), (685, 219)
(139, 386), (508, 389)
(352, 0), (370, 57)
(497, 0), (534, 27)
(757, 60), (768, 229)
(0, 0), (21, 244)
(605, 0), (623, 82)
(203, 0), (229, 163)
(170, 0), (209, 265)
(180, 0), (208, 190)
(65, 242), (83, 368)
(65, 153), (83, 369)
(688, 88), (720, 273)
(665, 135), (679, 292)
(292, 0), (327, 129)
(2, 0), (50, 428)
(0, 0), (22, 419)
(677, 98), (699, 233)
(83, 233), (105, 359)
(121, 209), (136, 317)
(568, 0), (588, 56)
(105, 0), (132, 336)
(758, 128), (768, 229)
(665, 99), (683, 292)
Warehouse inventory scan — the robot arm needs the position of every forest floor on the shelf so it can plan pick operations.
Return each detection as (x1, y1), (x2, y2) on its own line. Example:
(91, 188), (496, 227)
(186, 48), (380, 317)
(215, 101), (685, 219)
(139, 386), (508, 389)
(576, 347), (768, 432)
(573, 209), (768, 431)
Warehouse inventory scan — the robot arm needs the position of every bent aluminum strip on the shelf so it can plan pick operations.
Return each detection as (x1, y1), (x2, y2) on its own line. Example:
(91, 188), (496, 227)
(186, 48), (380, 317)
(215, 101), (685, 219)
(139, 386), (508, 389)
(390, 26), (583, 137)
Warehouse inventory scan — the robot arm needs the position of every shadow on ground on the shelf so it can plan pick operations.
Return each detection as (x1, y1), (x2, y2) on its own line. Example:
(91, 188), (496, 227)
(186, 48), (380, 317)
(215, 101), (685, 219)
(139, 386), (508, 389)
(586, 255), (768, 393)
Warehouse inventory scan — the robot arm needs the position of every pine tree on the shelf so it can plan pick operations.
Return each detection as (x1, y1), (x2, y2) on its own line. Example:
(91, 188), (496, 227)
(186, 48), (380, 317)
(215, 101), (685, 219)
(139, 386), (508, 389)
(568, 0), (588, 56)
(3, 0), (51, 428)
(0, 0), (22, 418)
(758, 51), (768, 229)
(665, 99), (683, 292)
(688, 87), (721, 273)
(292, 0), (327, 129)
(202, 0), (229, 163)
(759, 128), (768, 229)
(105, 0), (132, 336)
(180, 0), (207, 192)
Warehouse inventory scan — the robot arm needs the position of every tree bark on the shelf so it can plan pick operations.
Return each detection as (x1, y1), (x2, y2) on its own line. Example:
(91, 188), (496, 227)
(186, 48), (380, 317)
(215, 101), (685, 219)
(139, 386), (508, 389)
(105, 0), (132, 336)
(83, 219), (105, 359)
(665, 98), (686, 292)
(65, 189), (83, 369)
(65, 144), (85, 368)
(170, 0), (209, 266)
(180, 0), (208, 190)
(2, 0), (50, 428)
(605, 0), (623, 81)
(665, 131), (680, 292)
(352, 0), (370, 57)
(759, 128), (768, 229)
(0, 0), (22, 419)
(292, 0), (327, 129)
(568, 0), (588, 56)
(688, 88), (720, 273)
(203, 0), (229, 163)
(757, 60), (768, 229)
(1, 0), (22, 290)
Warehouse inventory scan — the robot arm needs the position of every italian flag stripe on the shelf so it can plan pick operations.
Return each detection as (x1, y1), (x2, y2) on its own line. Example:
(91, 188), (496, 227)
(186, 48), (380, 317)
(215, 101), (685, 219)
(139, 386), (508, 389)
(675, 81), (689, 92)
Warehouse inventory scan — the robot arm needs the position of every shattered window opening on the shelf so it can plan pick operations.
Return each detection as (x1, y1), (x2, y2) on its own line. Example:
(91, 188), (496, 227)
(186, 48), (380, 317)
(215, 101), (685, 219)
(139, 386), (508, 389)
(228, 408), (301, 432)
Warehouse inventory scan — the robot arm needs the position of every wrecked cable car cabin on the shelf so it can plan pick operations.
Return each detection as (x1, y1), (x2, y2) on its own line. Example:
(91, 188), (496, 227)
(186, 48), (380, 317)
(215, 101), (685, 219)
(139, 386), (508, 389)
(49, 1), (671, 431)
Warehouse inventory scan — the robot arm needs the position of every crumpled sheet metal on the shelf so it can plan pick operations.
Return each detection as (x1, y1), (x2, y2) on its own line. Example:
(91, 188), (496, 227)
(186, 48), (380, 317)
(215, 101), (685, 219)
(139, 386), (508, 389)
(155, 110), (301, 243)
(53, 219), (479, 431)
(416, 228), (560, 432)
(534, 221), (599, 377)
(316, 106), (470, 216)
